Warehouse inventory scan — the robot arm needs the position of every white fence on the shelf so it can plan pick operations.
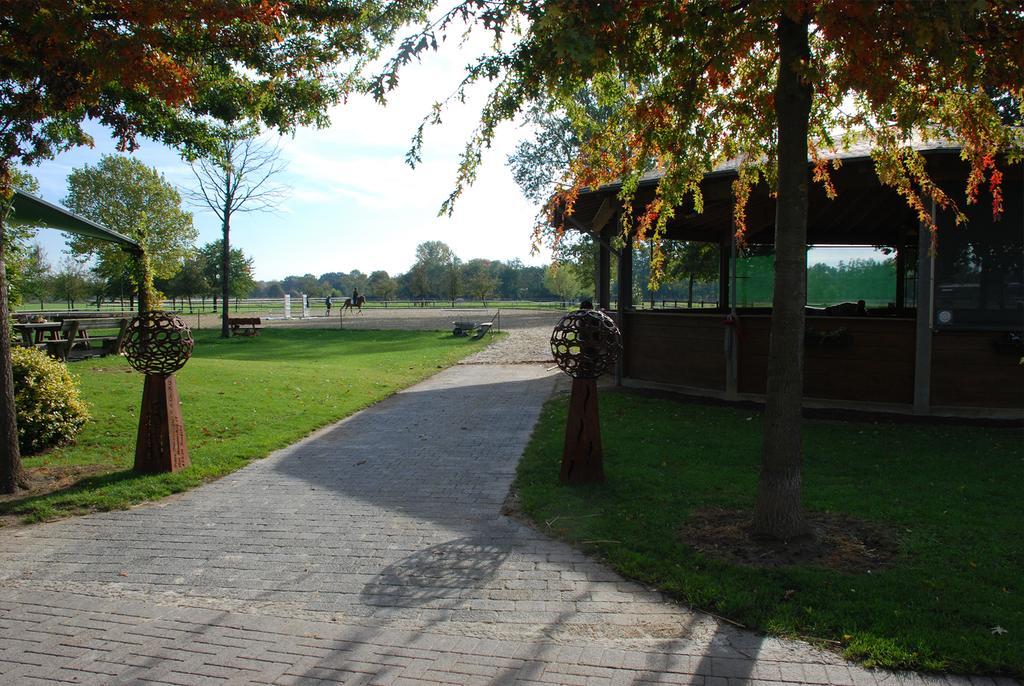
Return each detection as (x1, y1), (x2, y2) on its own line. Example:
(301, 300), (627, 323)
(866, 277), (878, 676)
(17, 296), (576, 319)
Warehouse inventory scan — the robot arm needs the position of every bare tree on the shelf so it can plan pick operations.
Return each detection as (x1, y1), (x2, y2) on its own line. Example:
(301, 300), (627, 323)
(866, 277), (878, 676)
(187, 130), (287, 337)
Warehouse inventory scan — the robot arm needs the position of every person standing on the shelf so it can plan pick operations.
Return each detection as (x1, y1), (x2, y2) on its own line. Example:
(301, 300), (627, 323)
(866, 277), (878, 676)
(325, 294), (333, 316)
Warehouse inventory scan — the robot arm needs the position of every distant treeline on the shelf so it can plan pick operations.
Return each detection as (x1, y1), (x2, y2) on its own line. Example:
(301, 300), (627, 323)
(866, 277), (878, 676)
(737, 256), (897, 306)
(251, 258), (555, 302)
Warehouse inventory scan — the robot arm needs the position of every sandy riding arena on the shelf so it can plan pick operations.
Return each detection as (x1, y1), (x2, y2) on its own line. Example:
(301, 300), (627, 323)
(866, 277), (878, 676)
(186, 307), (562, 364)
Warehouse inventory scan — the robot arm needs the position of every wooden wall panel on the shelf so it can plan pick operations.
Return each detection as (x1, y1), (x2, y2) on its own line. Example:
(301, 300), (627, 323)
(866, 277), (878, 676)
(931, 332), (1024, 408)
(624, 312), (1021, 412)
(737, 316), (772, 395)
(737, 316), (916, 403)
(804, 318), (916, 403)
(624, 313), (726, 390)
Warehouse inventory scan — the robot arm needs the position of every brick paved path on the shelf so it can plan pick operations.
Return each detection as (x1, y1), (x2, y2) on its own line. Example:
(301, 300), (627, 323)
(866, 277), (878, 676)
(0, 365), (1009, 685)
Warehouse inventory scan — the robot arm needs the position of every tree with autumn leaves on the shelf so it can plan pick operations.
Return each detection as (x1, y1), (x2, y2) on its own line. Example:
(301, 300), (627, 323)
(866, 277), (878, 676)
(371, 0), (1022, 539)
(0, 1), (416, 493)
(1, 2), (1020, 538)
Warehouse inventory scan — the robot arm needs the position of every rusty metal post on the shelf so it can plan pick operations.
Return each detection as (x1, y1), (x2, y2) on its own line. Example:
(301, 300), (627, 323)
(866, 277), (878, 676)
(560, 377), (604, 484)
(122, 312), (194, 474)
(134, 374), (190, 473)
(550, 309), (622, 485)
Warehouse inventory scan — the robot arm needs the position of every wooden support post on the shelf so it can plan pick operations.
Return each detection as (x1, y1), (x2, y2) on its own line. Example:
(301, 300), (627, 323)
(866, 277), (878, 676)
(618, 238), (633, 312)
(913, 201), (936, 415)
(723, 227), (738, 398)
(719, 229), (731, 310)
(560, 377), (604, 484)
(134, 374), (190, 473)
(598, 227), (611, 311)
(615, 238), (632, 386)
(725, 322), (739, 400)
(895, 243), (906, 314)
(592, 198), (617, 235)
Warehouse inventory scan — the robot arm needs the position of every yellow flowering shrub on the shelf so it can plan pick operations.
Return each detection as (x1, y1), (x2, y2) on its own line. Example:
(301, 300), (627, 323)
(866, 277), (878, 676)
(11, 346), (90, 454)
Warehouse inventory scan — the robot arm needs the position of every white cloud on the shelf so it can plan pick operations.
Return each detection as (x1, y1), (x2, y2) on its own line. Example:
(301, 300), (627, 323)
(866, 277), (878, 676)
(29, 26), (552, 280)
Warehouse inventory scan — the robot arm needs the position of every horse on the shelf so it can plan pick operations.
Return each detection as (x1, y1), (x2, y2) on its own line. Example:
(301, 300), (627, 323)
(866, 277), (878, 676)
(341, 295), (366, 313)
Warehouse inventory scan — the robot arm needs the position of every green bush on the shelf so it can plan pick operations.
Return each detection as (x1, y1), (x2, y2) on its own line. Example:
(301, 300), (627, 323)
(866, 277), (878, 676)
(11, 347), (90, 454)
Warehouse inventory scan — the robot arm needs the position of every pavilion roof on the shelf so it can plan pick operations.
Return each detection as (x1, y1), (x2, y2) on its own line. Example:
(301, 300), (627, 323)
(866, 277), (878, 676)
(588, 138), (963, 194)
(563, 142), (985, 247)
(8, 190), (141, 253)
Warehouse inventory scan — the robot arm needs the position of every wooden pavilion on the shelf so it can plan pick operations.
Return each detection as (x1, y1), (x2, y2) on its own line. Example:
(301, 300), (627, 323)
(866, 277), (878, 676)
(562, 144), (1023, 419)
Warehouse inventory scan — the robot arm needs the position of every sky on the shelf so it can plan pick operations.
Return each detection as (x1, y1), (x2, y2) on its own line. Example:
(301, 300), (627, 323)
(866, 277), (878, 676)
(27, 36), (550, 282)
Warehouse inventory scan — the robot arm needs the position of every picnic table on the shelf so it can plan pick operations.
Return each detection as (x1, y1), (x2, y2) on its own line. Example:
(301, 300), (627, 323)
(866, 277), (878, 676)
(11, 318), (129, 360)
(13, 321), (64, 345)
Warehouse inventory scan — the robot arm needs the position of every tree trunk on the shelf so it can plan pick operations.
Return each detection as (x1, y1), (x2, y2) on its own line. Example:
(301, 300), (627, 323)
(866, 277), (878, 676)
(753, 11), (813, 541)
(0, 219), (26, 493)
(687, 273), (694, 308)
(137, 251), (154, 313)
(220, 212), (231, 338)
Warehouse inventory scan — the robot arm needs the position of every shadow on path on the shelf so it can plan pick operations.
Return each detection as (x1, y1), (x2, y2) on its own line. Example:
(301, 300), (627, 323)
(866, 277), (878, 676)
(0, 363), (870, 685)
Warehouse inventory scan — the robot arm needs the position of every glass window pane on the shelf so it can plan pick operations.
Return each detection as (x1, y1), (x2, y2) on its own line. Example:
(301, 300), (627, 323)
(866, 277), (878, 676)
(806, 247), (896, 308)
(735, 247), (774, 307)
(934, 200), (1023, 330)
(734, 246), (899, 312)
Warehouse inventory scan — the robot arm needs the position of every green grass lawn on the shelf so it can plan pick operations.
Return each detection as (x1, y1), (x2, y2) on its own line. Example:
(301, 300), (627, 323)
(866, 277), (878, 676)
(2, 328), (489, 523)
(516, 390), (1024, 677)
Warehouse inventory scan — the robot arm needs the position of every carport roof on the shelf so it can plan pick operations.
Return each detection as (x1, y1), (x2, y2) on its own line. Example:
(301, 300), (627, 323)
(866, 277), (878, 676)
(7, 190), (141, 252)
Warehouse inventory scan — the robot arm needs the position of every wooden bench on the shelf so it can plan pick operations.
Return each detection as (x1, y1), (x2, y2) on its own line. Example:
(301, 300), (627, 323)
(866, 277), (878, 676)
(46, 318), (129, 361)
(228, 317), (263, 336)
(52, 311), (130, 320)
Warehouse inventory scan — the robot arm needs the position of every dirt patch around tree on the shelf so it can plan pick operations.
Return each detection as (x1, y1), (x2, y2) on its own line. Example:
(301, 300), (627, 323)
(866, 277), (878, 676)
(0, 463), (111, 526)
(679, 507), (900, 572)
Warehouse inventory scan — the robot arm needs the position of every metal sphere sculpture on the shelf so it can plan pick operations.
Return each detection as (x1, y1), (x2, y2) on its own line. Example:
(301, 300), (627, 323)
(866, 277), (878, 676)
(122, 311), (194, 376)
(550, 309), (623, 379)
(124, 312), (193, 474)
(550, 308), (623, 485)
